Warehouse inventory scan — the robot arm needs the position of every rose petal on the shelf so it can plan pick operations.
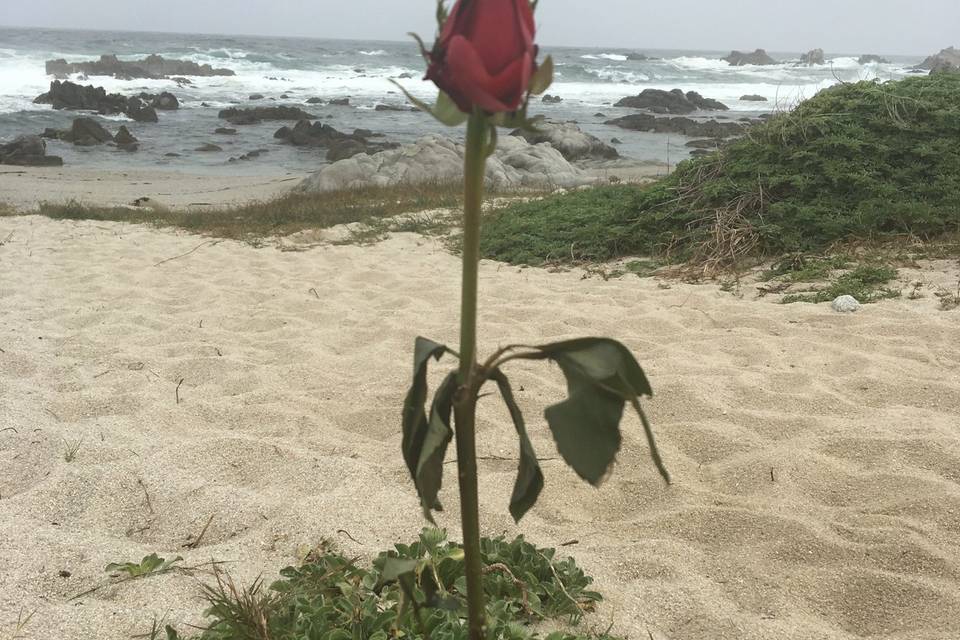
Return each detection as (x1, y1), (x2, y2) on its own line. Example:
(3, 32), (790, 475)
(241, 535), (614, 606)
(445, 35), (513, 112)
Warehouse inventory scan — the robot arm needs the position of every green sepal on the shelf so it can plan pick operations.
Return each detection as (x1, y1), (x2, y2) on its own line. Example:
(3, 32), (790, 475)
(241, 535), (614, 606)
(529, 55), (554, 95)
(533, 338), (669, 486)
(390, 80), (470, 127)
(488, 368), (544, 522)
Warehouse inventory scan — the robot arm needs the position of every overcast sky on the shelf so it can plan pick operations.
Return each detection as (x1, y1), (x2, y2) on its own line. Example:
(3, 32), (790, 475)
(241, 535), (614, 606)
(2, 0), (956, 55)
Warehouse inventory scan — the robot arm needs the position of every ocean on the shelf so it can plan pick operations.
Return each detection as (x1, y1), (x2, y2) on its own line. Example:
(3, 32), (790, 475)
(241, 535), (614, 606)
(0, 26), (920, 175)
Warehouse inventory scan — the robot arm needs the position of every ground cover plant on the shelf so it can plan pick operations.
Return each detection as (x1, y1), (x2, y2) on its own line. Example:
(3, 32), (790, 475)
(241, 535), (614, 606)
(481, 74), (960, 272)
(171, 529), (614, 640)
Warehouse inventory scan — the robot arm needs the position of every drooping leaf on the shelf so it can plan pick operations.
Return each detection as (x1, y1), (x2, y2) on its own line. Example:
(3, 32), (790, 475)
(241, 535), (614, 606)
(401, 337), (451, 495)
(533, 338), (669, 485)
(488, 368), (544, 522)
(528, 55), (554, 96)
(415, 372), (457, 521)
(381, 558), (418, 582)
(390, 80), (469, 127)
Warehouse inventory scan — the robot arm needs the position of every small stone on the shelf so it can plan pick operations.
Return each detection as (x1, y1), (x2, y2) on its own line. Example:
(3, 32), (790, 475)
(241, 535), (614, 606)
(831, 295), (861, 313)
(58, 570), (72, 578)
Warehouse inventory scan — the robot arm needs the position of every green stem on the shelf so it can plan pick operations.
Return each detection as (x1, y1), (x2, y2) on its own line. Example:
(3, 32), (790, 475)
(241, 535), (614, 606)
(455, 109), (489, 640)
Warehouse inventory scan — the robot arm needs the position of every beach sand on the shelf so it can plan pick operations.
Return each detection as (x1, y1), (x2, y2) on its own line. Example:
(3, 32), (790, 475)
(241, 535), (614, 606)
(1, 211), (959, 640)
(0, 167), (306, 210)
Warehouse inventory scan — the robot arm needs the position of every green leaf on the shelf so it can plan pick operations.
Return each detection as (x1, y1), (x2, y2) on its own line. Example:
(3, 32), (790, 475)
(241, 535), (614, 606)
(416, 372), (457, 521)
(402, 338), (450, 495)
(381, 558), (418, 582)
(528, 55), (554, 96)
(534, 338), (669, 485)
(389, 81), (469, 127)
(488, 369), (544, 522)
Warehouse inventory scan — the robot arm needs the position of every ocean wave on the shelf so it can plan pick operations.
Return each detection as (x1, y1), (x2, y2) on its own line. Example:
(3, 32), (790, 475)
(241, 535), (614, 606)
(359, 50), (388, 56)
(581, 53), (628, 62)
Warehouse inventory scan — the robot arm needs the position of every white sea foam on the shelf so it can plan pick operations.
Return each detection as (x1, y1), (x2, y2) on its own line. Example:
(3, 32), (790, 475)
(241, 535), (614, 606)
(359, 50), (388, 56)
(581, 53), (628, 62)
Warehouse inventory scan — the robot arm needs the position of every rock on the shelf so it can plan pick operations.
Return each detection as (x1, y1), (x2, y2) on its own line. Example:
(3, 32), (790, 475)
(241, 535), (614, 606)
(164, 152), (181, 157)
(148, 91), (179, 110)
(615, 88), (728, 114)
(858, 54), (890, 64)
(327, 139), (371, 162)
(249, 93), (265, 100)
(397, 72), (415, 79)
(611, 137), (623, 144)
(125, 98), (158, 123)
(375, 103), (415, 111)
(723, 49), (776, 66)
(44, 54), (235, 79)
(171, 77), (193, 86)
(218, 106), (316, 125)
(274, 119), (397, 157)
(114, 125), (138, 145)
(33, 81), (168, 122)
(195, 143), (222, 152)
(215, 127), (238, 135)
(831, 295), (861, 313)
(605, 113), (748, 138)
(685, 139), (719, 149)
(68, 117), (114, 144)
(800, 48), (826, 65)
(594, 112), (607, 118)
(305, 97), (324, 104)
(297, 134), (594, 193)
(328, 97), (350, 106)
(740, 94), (768, 102)
(915, 47), (960, 72)
(0, 135), (64, 166)
(626, 52), (649, 61)
(511, 121), (619, 161)
(541, 94), (563, 104)
(229, 149), (269, 162)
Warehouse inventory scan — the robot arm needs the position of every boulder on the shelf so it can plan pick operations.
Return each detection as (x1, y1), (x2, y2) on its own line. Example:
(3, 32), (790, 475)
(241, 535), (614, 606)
(626, 52), (649, 61)
(858, 54), (890, 64)
(218, 106), (316, 125)
(799, 48), (826, 65)
(215, 127), (238, 135)
(541, 94), (563, 104)
(723, 49), (776, 66)
(511, 121), (619, 161)
(740, 94), (768, 102)
(34, 81), (168, 122)
(44, 54), (235, 79)
(605, 113), (748, 138)
(915, 47), (960, 72)
(375, 103), (416, 111)
(125, 97), (159, 123)
(0, 135), (64, 166)
(328, 97), (350, 106)
(249, 94), (265, 100)
(297, 135), (594, 193)
(615, 88), (728, 114)
(306, 97), (324, 104)
(148, 91), (179, 110)
(114, 125), (138, 145)
(68, 117), (114, 145)
(831, 295), (861, 313)
(274, 119), (397, 157)
(195, 143), (223, 152)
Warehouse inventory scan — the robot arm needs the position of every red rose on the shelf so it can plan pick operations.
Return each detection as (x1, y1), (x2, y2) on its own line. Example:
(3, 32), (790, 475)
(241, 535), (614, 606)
(426, 0), (537, 114)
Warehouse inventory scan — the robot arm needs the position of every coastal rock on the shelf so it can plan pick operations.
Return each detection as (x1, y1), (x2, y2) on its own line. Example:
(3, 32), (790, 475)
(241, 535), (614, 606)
(0, 135), (64, 166)
(615, 89), (728, 114)
(915, 47), (960, 72)
(511, 121), (619, 161)
(831, 295), (861, 313)
(605, 113), (748, 138)
(218, 106), (317, 125)
(328, 98), (350, 106)
(375, 103), (416, 112)
(68, 117), (114, 145)
(740, 94), (768, 102)
(249, 93), (265, 100)
(626, 52), (649, 61)
(195, 143), (223, 152)
(723, 49), (776, 66)
(800, 48), (826, 65)
(274, 119), (397, 159)
(215, 127), (238, 135)
(33, 81), (171, 122)
(306, 97), (324, 104)
(297, 134), (593, 193)
(858, 54), (890, 64)
(114, 125), (138, 146)
(542, 94), (563, 103)
(44, 54), (235, 79)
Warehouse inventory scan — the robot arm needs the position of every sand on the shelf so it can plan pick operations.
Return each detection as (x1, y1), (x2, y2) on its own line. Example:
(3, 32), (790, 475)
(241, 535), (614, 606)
(0, 167), (306, 210)
(1, 211), (959, 640)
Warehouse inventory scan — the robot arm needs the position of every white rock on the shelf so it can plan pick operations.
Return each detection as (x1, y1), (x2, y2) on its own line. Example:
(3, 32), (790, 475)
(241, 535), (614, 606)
(296, 134), (596, 193)
(831, 295), (861, 313)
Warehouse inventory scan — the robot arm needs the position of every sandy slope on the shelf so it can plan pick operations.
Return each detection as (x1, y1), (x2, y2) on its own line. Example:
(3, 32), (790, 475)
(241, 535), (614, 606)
(0, 215), (958, 640)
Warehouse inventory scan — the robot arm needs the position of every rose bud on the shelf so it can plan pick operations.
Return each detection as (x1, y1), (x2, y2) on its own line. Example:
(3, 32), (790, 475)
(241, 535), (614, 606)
(426, 0), (537, 114)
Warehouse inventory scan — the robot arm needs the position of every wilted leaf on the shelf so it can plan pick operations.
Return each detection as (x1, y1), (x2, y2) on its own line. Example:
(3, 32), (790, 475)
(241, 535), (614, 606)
(381, 558), (418, 582)
(401, 337), (451, 497)
(488, 369), (544, 522)
(533, 338), (668, 485)
(416, 372), (457, 521)
(529, 55), (554, 95)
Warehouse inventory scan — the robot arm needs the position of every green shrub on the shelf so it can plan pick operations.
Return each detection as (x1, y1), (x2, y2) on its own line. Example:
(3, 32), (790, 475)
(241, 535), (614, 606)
(482, 74), (960, 267)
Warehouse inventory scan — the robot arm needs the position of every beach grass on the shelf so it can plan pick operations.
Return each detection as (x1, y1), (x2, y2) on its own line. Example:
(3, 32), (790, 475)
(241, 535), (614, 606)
(0, 182), (472, 242)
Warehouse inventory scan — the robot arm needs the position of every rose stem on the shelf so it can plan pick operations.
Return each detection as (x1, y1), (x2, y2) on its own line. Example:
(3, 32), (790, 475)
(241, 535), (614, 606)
(454, 107), (489, 640)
